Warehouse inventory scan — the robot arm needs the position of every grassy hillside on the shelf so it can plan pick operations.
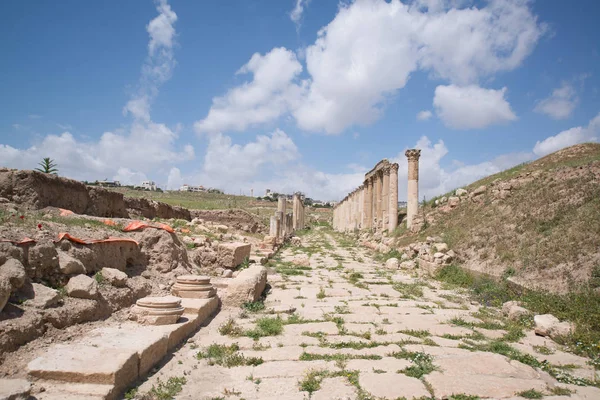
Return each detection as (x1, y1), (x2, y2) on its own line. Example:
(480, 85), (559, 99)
(397, 143), (600, 293)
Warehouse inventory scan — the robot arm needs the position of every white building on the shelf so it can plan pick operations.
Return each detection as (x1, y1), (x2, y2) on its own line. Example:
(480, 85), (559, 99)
(180, 184), (205, 192)
(141, 180), (157, 191)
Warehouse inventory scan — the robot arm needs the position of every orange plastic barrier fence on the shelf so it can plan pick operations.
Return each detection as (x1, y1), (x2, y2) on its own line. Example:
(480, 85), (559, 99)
(55, 233), (139, 246)
(122, 221), (175, 233)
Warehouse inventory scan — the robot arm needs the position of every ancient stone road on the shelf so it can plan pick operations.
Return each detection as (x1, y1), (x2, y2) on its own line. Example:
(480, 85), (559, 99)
(137, 228), (599, 400)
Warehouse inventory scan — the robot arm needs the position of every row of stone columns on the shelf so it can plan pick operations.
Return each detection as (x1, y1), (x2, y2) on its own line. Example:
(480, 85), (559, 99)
(268, 193), (305, 241)
(333, 160), (399, 233)
(332, 149), (421, 233)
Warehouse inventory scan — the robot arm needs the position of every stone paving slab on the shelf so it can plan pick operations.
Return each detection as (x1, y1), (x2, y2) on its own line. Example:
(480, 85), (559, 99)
(359, 371), (431, 399)
(28, 344), (138, 390)
(426, 371), (548, 398)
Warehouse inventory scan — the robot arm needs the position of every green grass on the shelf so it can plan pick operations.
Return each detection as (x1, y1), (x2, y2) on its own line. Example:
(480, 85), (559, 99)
(218, 318), (243, 336)
(299, 352), (382, 361)
(398, 352), (437, 378)
(298, 369), (327, 395)
(245, 316), (284, 340)
(516, 389), (544, 399)
(146, 377), (187, 400)
(243, 301), (265, 312)
(399, 329), (431, 338)
(392, 282), (424, 298)
(196, 343), (263, 367)
(436, 264), (600, 366)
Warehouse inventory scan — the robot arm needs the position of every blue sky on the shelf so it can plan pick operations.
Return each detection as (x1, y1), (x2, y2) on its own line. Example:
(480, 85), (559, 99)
(1, 0), (599, 201)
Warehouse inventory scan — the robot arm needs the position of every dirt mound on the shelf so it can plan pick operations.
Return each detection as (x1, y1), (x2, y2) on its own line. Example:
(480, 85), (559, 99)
(191, 209), (266, 233)
(395, 143), (600, 293)
(0, 168), (128, 217)
(132, 228), (193, 273)
(0, 168), (192, 221)
(125, 197), (191, 220)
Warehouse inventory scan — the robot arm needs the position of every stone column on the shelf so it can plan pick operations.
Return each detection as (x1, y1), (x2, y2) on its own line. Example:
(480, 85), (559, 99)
(405, 149), (421, 231)
(292, 194), (299, 231)
(382, 167), (390, 230)
(363, 180), (371, 229)
(275, 211), (283, 240)
(358, 185), (364, 230)
(374, 172), (381, 230)
(388, 163), (399, 232)
(278, 196), (287, 236)
(269, 215), (278, 237)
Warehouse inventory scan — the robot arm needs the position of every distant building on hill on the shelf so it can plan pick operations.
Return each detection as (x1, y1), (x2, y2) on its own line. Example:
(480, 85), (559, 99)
(180, 184), (206, 192)
(97, 179), (121, 188)
(141, 180), (157, 191)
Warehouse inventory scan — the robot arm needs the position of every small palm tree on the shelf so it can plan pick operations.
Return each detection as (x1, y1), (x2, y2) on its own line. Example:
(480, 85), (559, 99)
(35, 157), (58, 174)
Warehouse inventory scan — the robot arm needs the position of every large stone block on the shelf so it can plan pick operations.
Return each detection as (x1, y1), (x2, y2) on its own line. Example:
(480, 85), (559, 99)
(80, 326), (168, 377)
(66, 275), (98, 299)
(27, 344), (138, 391)
(220, 265), (267, 307)
(217, 242), (251, 269)
(0, 378), (31, 400)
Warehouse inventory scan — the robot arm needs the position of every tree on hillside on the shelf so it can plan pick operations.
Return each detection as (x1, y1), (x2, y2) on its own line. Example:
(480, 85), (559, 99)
(35, 157), (58, 174)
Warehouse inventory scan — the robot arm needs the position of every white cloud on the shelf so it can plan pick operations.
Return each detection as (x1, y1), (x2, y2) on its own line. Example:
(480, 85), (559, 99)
(194, 48), (303, 134)
(203, 129), (299, 182)
(0, 124), (194, 185)
(433, 84), (517, 129)
(0, 0), (192, 187)
(533, 112), (600, 157)
(534, 82), (578, 120)
(290, 0), (311, 26)
(417, 110), (433, 121)
(124, 0), (178, 121)
(197, 0), (544, 135)
(166, 167), (184, 190)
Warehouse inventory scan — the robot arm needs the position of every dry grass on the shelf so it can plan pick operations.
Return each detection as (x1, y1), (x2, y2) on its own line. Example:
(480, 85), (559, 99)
(397, 143), (600, 292)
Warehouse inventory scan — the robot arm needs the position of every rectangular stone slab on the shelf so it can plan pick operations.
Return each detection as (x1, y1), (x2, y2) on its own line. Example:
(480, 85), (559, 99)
(33, 382), (115, 400)
(217, 242), (251, 268)
(79, 325), (169, 376)
(27, 344), (138, 391)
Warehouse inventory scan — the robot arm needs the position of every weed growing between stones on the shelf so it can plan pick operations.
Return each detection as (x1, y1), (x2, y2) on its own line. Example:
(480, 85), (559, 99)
(243, 301), (265, 312)
(398, 352), (437, 378)
(196, 343), (264, 367)
(245, 316), (284, 340)
(516, 389), (544, 399)
(400, 329), (431, 338)
(298, 369), (327, 395)
(218, 318), (243, 336)
(147, 376), (187, 400)
(392, 282), (424, 299)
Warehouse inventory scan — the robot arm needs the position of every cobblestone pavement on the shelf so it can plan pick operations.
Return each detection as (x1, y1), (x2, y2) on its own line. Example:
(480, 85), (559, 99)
(137, 227), (599, 400)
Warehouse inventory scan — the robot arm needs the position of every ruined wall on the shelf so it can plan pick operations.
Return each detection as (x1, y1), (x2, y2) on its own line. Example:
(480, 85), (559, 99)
(190, 209), (266, 233)
(0, 168), (191, 220)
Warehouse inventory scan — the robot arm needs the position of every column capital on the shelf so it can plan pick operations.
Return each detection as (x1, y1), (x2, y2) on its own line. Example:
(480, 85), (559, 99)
(390, 163), (399, 173)
(405, 149), (421, 161)
(383, 166), (391, 176)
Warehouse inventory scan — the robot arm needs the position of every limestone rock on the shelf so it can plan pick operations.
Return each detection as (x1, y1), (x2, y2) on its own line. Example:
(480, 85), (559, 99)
(66, 275), (98, 299)
(220, 265), (267, 307)
(433, 243), (449, 253)
(291, 254), (310, 267)
(222, 269), (233, 278)
(448, 196), (460, 208)
(0, 258), (26, 289)
(400, 260), (416, 269)
(0, 276), (10, 312)
(290, 236), (302, 246)
(472, 185), (487, 196)
(385, 258), (399, 269)
(217, 242), (251, 269)
(534, 314), (574, 338)
(0, 378), (31, 400)
(455, 188), (468, 196)
(101, 267), (128, 287)
(433, 252), (445, 259)
(440, 196), (448, 203)
(377, 243), (391, 253)
(502, 301), (530, 321)
(215, 224), (229, 233)
(26, 283), (60, 309)
(58, 251), (86, 275)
